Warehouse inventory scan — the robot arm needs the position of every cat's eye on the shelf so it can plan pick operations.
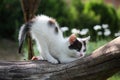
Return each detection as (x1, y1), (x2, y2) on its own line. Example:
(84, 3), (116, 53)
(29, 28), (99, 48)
(76, 48), (80, 51)
(83, 49), (86, 52)
(83, 41), (86, 46)
(55, 27), (58, 33)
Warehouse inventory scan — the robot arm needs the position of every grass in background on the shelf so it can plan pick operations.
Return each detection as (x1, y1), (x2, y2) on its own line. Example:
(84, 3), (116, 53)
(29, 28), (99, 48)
(108, 72), (120, 80)
(108, 74), (120, 80)
(87, 39), (111, 54)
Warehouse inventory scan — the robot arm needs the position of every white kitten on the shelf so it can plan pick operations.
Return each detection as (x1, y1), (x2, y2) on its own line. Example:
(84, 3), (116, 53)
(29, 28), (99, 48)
(18, 15), (90, 64)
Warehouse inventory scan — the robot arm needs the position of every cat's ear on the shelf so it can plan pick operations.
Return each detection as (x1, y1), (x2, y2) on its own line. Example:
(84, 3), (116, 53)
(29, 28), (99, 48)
(48, 19), (56, 25)
(69, 34), (77, 44)
(81, 36), (90, 43)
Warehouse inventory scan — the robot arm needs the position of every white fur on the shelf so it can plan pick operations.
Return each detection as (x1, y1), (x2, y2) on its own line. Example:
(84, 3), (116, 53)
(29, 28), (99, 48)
(20, 15), (89, 63)
(18, 24), (25, 40)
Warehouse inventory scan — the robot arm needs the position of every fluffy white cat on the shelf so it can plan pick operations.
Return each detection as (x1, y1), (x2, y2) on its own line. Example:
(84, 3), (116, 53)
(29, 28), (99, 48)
(18, 15), (90, 64)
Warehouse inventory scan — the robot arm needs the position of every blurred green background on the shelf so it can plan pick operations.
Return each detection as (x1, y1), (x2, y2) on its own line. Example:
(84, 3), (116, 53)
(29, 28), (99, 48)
(0, 0), (120, 40)
(0, 0), (120, 80)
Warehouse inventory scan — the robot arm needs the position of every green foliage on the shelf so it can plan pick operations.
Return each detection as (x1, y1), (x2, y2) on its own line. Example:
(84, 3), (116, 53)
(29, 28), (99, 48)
(0, 0), (119, 41)
(117, 7), (120, 30)
(0, 0), (69, 40)
(37, 0), (69, 27)
(90, 1), (119, 35)
(0, 0), (23, 40)
(69, 0), (119, 40)
(109, 72), (120, 80)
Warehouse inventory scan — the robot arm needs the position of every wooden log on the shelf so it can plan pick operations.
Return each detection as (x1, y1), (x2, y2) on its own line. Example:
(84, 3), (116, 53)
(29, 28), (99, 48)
(0, 37), (120, 80)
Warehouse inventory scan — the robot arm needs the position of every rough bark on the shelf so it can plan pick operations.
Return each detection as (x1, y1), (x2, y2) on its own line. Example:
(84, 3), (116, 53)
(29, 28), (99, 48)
(0, 37), (120, 80)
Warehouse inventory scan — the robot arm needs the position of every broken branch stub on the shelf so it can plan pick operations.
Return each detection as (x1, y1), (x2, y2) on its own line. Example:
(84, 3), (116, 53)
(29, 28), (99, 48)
(20, 0), (40, 60)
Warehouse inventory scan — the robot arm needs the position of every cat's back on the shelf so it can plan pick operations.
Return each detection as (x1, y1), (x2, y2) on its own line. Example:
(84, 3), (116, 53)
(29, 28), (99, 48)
(31, 15), (63, 41)
(31, 15), (51, 33)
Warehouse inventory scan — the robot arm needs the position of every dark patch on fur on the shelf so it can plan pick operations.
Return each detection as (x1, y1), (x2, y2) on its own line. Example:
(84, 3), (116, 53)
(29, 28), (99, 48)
(83, 41), (86, 46)
(48, 19), (55, 26)
(18, 21), (33, 53)
(55, 27), (58, 34)
(83, 48), (86, 52)
(69, 39), (82, 51)
(83, 41), (86, 52)
(48, 20), (59, 34)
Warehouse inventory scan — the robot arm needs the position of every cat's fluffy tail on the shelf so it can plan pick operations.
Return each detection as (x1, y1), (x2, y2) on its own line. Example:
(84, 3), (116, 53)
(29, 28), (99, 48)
(18, 22), (32, 53)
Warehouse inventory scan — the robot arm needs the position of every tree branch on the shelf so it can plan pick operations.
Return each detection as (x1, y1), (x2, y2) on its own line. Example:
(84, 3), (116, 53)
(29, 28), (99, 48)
(0, 37), (120, 80)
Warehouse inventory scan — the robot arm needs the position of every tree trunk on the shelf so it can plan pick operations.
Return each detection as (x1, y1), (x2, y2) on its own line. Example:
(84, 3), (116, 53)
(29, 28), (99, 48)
(0, 37), (120, 80)
(20, 0), (40, 60)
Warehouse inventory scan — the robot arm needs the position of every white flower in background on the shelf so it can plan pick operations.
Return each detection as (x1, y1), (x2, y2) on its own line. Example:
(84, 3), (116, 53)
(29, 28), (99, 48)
(114, 31), (120, 37)
(93, 25), (101, 30)
(97, 31), (102, 36)
(61, 26), (69, 32)
(104, 29), (111, 36)
(71, 28), (80, 34)
(102, 24), (109, 29)
(80, 28), (89, 35)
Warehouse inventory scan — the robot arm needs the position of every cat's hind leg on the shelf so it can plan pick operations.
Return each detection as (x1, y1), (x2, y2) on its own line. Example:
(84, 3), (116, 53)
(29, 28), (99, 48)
(37, 40), (59, 64)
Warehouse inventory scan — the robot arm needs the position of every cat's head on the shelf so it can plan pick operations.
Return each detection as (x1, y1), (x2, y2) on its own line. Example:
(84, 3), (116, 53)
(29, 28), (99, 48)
(68, 34), (90, 58)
